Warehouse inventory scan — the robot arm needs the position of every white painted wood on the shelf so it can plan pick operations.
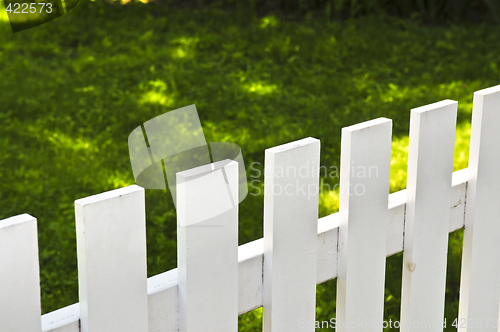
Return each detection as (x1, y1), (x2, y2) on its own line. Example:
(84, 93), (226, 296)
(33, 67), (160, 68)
(317, 214), (339, 284)
(75, 185), (149, 332)
(147, 270), (179, 332)
(387, 190), (406, 256)
(336, 118), (392, 332)
(176, 160), (239, 332)
(459, 85), (500, 331)
(40, 170), (469, 332)
(42, 169), (467, 332)
(146, 238), (266, 332)
(0, 214), (41, 332)
(263, 137), (320, 332)
(450, 168), (468, 232)
(41, 304), (80, 332)
(238, 238), (265, 314)
(400, 100), (457, 331)
(144, 168), (466, 326)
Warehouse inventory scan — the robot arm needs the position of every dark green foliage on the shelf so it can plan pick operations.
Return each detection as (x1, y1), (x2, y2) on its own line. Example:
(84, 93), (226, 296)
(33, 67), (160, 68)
(181, 0), (500, 23)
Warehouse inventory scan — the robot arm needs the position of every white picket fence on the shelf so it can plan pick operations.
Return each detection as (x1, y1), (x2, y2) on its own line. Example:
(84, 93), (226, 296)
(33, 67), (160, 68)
(1, 85), (500, 332)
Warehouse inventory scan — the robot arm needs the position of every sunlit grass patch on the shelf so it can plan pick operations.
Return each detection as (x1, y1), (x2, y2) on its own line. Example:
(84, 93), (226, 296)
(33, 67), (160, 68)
(260, 15), (278, 29)
(243, 82), (278, 95)
(390, 135), (410, 192)
(318, 186), (339, 217)
(171, 36), (199, 59)
(389, 120), (471, 194)
(107, 171), (133, 188)
(453, 121), (470, 171)
(139, 79), (176, 106)
(238, 307), (262, 331)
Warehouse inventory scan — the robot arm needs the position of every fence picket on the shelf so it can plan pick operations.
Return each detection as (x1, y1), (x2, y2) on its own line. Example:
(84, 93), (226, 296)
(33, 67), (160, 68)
(0, 214), (41, 332)
(75, 185), (149, 332)
(459, 85), (500, 331)
(8, 84), (500, 332)
(176, 160), (239, 332)
(336, 118), (392, 332)
(400, 100), (457, 331)
(262, 137), (320, 331)
(39, 167), (471, 331)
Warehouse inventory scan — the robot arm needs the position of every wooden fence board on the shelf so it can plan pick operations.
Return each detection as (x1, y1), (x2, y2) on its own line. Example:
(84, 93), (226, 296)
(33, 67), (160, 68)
(400, 100), (457, 331)
(459, 85), (500, 331)
(336, 118), (392, 332)
(176, 160), (239, 332)
(263, 137), (320, 331)
(75, 185), (149, 332)
(0, 214), (41, 332)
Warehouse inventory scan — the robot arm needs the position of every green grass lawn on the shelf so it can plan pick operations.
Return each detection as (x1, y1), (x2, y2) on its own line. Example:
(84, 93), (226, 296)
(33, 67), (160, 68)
(0, 1), (499, 330)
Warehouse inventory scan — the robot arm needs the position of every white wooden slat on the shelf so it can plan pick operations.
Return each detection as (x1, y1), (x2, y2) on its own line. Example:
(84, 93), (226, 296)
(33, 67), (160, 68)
(176, 160), (239, 332)
(400, 100), (457, 331)
(41, 169), (470, 332)
(450, 168), (467, 232)
(147, 269), (178, 332)
(387, 190), (406, 256)
(336, 118), (392, 332)
(459, 85), (500, 331)
(41, 304), (80, 332)
(262, 137), (320, 332)
(238, 238), (265, 314)
(75, 185), (149, 332)
(317, 214), (339, 284)
(0, 214), (41, 332)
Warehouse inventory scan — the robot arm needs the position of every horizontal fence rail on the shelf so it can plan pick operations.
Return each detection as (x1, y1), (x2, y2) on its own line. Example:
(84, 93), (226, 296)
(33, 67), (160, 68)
(1, 85), (500, 332)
